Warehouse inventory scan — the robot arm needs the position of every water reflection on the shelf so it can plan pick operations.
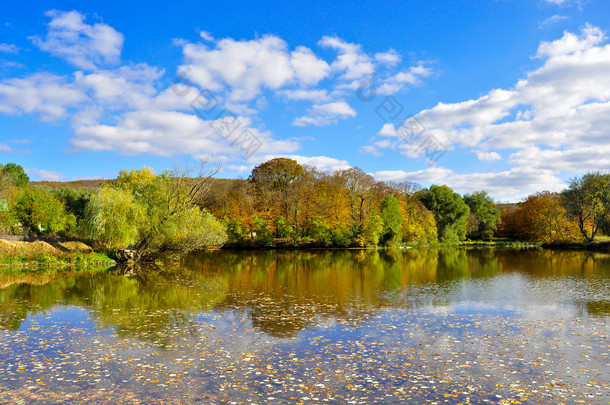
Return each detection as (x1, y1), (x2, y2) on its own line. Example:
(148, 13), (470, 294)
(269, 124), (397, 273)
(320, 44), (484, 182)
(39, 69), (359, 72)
(0, 248), (608, 341)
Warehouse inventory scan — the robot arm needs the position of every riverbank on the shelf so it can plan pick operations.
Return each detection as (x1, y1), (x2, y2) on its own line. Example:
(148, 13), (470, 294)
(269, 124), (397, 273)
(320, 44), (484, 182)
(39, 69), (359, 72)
(542, 241), (610, 253)
(0, 238), (115, 269)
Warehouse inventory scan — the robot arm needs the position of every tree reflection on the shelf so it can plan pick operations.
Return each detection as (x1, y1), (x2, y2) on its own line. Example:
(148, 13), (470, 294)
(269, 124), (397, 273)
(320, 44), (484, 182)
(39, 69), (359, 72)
(0, 248), (608, 341)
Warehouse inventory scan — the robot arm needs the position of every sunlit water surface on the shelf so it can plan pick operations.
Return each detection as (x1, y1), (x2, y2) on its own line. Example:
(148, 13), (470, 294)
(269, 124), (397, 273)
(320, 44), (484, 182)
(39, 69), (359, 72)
(0, 248), (608, 404)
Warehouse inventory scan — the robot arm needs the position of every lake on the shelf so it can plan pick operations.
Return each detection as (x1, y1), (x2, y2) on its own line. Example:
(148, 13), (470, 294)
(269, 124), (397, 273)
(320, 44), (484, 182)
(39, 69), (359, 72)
(0, 248), (608, 404)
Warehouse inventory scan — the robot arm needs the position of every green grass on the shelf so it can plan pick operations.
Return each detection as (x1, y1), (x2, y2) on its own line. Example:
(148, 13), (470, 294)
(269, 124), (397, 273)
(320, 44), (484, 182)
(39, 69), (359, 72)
(0, 250), (115, 273)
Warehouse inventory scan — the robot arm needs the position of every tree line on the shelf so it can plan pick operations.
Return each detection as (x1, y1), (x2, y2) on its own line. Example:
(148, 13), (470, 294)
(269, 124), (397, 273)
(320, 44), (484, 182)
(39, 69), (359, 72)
(1, 159), (609, 261)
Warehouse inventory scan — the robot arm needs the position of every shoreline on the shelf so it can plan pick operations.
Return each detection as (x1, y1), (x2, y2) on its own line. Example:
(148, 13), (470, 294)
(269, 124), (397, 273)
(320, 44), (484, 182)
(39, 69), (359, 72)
(2, 238), (609, 274)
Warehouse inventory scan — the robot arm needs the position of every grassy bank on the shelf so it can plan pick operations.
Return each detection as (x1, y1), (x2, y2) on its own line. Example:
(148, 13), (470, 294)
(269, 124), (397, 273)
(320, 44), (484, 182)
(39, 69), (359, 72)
(0, 238), (115, 271)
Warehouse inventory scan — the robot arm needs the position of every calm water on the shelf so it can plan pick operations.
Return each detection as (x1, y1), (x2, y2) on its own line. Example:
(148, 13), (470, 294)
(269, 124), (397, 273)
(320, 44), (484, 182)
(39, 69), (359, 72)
(0, 248), (608, 404)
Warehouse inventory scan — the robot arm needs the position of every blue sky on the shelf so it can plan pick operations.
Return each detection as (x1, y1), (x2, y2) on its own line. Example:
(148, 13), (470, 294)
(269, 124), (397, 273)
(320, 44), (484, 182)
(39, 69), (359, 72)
(1, 0), (609, 201)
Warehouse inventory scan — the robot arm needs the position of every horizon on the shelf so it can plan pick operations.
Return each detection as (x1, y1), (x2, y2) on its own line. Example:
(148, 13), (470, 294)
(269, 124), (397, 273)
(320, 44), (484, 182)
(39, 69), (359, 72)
(1, 0), (609, 203)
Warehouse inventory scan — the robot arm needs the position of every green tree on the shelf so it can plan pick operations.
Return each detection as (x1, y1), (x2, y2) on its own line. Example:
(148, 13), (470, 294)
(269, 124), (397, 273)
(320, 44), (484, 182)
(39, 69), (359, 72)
(464, 191), (501, 240)
(562, 172), (610, 242)
(86, 165), (227, 260)
(50, 187), (92, 236)
(0, 163), (29, 189)
(307, 216), (332, 246)
(251, 215), (274, 246)
(224, 218), (249, 244)
(13, 187), (76, 236)
(422, 185), (470, 242)
(380, 195), (403, 246)
(85, 186), (142, 248)
(273, 216), (294, 239)
(363, 213), (384, 246)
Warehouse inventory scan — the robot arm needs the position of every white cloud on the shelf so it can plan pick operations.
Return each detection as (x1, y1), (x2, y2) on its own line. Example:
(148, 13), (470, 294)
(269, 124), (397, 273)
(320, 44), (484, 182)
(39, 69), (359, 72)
(292, 101), (356, 127)
(474, 150), (502, 162)
(359, 145), (382, 157)
(374, 167), (453, 184)
(225, 164), (251, 173)
(373, 166), (565, 201)
(386, 24), (610, 171)
(319, 36), (374, 80)
(199, 31), (214, 42)
(290, 46), (331, 86)
(377, 63), (434, 95)
(74, 63), (164, 110)
(378, 123), (398, 137)
(262, 154), (351, 172)
(374, 49), (401, 66)
(538, 15), (569, 29)
(508, 145), (610, 172)
(0, 43), (19, 54)
(71, 110), (299, 158)
(181, 35), (330, 101)
(0, 73), (86, 120)
(26, 168), (66, 181)
(30, 10), (124, 70)
(0, 143), (13, 152)
(277, 89), (331, 102)
(542, 0), (586, 8)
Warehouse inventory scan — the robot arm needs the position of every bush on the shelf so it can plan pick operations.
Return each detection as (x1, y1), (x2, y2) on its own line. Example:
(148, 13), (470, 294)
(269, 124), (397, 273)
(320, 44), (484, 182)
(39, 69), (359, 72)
(13, 187), (76, 236)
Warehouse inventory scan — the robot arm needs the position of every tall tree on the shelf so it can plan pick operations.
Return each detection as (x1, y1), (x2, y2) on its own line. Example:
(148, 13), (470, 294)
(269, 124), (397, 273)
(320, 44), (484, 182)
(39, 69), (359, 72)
(0, 163), (29, 189)
(464, 191), (501, 240)
(337, 167), (375, 224)
(422, 185), (470, 242)
(86, 164), (227, 261)
(380, 195), (403, 246)
(562, 172), (610, 242)
(249, 158), (304, 221)
(13, 187), (75, 236)
(503, 192), (582, 243)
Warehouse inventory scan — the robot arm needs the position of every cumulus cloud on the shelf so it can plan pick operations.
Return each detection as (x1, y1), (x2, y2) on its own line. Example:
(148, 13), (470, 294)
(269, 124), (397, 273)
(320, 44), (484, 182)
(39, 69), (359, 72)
(0, 73), (86, 120)
(474, 150), (502, 162)
(74, 63), (164, 110)
(368, 24), (610, 175)
(374, 49), (401, 66)
(71, 110), (299, 159)
(292, 101), (356, 126)
(319, 36), (375, 80)
(376, 63), (434, 95)
(373, 166), (565, 201)
(30, 10), (124, 70)
(180, 35), (330, 101)
(508, 145), (610, 172)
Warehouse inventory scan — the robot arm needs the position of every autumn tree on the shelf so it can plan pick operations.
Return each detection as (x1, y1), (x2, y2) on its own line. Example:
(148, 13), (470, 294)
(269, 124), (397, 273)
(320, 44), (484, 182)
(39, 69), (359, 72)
(249, 158), (304, 222)
(505, 192), (582, 243)
(337, 167), (375, 224)
(562, 172), (610, 242)
(400, 198), (437, 244)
